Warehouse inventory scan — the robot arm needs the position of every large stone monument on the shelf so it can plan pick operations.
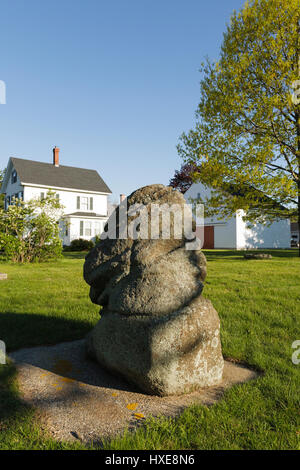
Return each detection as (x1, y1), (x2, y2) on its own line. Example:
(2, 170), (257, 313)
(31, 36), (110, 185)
(84, 184), (224, 396)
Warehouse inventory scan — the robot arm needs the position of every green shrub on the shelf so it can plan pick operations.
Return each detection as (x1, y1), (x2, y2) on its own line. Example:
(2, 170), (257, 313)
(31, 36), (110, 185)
(0, 192), (63, 263)
(67, 238), (94, 252)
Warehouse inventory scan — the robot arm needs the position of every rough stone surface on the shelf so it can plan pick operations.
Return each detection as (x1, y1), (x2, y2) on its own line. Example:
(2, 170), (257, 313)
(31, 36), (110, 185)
(87, 297), (223, 396)
(84, 184), (224, 396)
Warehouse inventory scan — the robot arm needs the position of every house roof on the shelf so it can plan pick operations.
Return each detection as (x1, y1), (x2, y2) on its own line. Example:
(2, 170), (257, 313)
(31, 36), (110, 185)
(8, 157), (112, 194)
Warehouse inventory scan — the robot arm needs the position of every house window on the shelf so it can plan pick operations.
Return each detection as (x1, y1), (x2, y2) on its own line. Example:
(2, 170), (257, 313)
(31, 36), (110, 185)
(56, 194), (60, 201)
(81, 197), (88, 211)
(18, 191), (23, 200)
(77, 196), (94, 211)
(40, 192), (45, 200)
(85, 221), (92, 237)
(80, 220), (92, 237)
(11, 170), (17, 184)
(197, 192), (201, 200)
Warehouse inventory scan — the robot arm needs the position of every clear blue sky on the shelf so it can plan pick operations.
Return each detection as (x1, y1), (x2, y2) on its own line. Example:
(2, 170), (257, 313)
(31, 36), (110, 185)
(0, 0), (245, 203)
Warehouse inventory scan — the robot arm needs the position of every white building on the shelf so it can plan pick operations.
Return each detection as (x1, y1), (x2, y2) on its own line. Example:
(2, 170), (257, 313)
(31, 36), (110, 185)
(184, 182), (290, 249)
(0, 147), (111, 246)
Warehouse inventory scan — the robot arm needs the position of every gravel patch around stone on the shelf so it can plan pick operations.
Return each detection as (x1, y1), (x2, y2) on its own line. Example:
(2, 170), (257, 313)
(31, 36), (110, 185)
(10, 339), (258, 446)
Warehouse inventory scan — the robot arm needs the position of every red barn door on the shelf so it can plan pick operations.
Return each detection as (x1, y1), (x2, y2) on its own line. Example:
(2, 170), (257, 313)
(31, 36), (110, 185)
(203, 225), (214, 249)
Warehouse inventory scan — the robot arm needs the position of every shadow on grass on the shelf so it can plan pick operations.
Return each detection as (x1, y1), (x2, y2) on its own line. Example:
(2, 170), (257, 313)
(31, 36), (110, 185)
(0, 312), (95, 352)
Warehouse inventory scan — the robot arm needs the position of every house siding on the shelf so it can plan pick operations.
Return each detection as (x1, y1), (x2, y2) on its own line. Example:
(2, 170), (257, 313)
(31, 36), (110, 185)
(214, 216), (237, 249)
(236, 211), (290, 249)
(23, 185), (108, 217)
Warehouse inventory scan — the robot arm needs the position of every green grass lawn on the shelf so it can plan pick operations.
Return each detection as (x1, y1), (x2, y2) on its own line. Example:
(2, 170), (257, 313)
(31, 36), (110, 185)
(0, 250), (299, 450)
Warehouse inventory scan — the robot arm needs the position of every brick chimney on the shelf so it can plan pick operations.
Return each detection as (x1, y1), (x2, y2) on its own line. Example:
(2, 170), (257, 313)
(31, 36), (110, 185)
(53, 147), (60, 167)
(120, 194), (126, 203)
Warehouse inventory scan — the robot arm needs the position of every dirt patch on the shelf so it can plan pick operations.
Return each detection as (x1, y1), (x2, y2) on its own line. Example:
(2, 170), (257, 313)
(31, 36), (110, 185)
(10, 339), (258, 445)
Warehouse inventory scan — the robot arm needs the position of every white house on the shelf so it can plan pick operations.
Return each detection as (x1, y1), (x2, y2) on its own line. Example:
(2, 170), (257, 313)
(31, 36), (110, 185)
(184, 182), (290, 249)
(0, 147), (112, 246)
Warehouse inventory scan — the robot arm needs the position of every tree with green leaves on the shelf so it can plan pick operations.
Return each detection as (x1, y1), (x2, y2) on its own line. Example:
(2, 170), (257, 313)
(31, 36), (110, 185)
(178, 0), (300, 253)
(0, 191), (64, 263)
